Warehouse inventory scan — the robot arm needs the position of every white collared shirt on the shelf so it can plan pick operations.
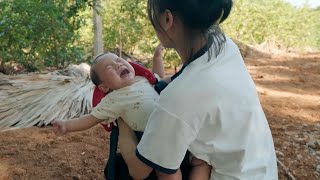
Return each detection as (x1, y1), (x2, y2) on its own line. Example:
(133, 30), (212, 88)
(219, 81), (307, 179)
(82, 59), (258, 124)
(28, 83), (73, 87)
(137, 37), (278, 179)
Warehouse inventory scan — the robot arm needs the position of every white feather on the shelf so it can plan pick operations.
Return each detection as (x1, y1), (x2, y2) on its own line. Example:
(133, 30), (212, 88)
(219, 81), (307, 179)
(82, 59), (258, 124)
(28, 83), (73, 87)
(0, 63), (94, 131)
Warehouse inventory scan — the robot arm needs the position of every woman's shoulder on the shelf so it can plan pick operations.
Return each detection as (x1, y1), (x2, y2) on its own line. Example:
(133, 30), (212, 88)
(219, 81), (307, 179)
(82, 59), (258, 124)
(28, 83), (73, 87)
(225, 37), (242, 54)
(157, 79), (195, 110)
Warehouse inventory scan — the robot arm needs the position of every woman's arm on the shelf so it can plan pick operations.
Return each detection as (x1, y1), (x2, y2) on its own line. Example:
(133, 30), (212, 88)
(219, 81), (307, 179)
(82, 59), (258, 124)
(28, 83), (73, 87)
(117, 118), (153, 179)
(117, 119), (181, 180)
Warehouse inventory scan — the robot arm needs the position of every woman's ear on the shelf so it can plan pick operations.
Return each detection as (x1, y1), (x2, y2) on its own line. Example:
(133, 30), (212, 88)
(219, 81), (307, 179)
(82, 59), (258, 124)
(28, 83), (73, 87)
(162, 10), (174, 31)
(98, 84), (110, 93)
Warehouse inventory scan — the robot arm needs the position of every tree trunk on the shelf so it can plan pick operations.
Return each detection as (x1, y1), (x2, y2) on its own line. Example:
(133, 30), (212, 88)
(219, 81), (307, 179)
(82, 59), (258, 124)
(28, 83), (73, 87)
(93, 0), (104, 57)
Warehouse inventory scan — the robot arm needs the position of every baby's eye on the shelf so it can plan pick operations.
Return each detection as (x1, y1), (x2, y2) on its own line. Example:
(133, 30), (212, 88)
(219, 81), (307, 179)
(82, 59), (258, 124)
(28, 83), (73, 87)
(106, 65), (113, 69)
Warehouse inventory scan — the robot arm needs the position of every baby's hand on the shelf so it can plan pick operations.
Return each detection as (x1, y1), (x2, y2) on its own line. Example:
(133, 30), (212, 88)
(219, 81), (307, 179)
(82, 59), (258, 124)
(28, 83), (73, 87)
(52, 120), (67, 136)
(154, 44), (164, 59)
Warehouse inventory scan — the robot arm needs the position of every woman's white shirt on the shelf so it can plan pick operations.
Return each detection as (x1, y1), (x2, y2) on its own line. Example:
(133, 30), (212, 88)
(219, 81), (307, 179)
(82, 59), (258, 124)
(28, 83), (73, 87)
(137, 37), (278, 179)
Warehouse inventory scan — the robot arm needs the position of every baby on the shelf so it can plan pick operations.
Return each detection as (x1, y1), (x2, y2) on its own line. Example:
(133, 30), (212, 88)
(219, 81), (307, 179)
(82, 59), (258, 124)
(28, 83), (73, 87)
(53, 51), (212, 180)
(52, 52), (159, 135)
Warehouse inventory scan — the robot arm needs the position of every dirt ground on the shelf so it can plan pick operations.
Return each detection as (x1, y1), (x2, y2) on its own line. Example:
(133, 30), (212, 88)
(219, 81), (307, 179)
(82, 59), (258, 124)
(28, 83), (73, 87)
(0, 53), (319, 180)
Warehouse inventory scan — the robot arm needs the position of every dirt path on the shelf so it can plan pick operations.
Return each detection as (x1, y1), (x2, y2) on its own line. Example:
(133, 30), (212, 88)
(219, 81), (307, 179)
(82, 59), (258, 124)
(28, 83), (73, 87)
(246, 53), (320, 179)
(0, 53), (319, 180)
(0, 126), (108, 180)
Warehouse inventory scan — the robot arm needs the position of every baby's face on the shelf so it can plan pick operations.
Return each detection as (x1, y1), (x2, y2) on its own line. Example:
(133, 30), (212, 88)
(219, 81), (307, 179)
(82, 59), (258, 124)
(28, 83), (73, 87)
(95, 53), (135, 91)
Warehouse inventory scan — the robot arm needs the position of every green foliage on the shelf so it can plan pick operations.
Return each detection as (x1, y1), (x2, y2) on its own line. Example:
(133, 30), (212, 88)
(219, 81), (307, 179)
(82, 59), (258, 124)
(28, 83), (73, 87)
(103, 0), (154, 54)
(100, 0), (320, 68)
(100, 0), (180, 68)
(222, 0), (320, 50)
(1, 0), (319, 72)
(0, 0), (89, 71)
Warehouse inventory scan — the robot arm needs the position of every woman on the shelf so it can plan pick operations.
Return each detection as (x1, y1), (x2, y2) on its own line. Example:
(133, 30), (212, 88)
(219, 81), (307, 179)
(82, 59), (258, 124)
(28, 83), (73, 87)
(114, 0), (278, 179)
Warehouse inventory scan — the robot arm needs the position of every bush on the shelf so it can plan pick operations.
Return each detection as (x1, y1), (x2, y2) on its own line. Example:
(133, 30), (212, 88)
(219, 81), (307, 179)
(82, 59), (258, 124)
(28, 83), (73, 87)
(0, 0), (87, 71)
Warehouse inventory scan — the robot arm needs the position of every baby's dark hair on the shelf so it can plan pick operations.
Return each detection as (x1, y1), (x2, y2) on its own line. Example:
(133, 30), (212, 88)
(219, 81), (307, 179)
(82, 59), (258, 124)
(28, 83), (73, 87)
(147, 0), (233, 59)
(90, 53), (106, 86)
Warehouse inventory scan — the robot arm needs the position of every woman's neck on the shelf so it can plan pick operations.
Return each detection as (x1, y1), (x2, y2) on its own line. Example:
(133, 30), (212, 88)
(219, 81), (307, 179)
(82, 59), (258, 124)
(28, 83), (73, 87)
(175, 35), (207, 64)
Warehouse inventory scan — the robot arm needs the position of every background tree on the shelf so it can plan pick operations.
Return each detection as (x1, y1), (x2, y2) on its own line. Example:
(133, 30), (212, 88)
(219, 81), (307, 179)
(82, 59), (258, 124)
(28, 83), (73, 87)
(0, 0), (319, 72)
(93, 0), (103, 57)
(0, 0), (89, 71)
(222, 0), (320, 50)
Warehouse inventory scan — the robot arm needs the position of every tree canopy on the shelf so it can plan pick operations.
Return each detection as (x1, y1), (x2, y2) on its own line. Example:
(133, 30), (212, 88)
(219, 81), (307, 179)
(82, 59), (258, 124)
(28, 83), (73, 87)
(0, 0), (319, 71)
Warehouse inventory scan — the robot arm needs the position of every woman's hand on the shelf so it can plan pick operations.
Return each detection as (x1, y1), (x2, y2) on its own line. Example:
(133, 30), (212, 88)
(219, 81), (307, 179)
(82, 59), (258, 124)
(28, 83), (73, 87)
(190, 156), (212, 180)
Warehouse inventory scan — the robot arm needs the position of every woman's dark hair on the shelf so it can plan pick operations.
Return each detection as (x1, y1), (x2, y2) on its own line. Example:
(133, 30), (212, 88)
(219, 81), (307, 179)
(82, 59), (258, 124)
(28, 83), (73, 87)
(147, 0), (233, 60)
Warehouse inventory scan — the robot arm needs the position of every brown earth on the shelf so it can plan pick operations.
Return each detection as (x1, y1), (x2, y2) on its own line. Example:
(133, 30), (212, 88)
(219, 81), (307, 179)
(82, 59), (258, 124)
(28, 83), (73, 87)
(0, 53), (320, 180)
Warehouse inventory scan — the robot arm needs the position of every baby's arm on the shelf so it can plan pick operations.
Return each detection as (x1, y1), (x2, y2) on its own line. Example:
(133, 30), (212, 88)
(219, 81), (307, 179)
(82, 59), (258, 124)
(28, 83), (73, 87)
(52, 114), (102, 135)
(189, 156), (212, 180)
(152, 44), (165, 78)
(152, 44), (173, 94)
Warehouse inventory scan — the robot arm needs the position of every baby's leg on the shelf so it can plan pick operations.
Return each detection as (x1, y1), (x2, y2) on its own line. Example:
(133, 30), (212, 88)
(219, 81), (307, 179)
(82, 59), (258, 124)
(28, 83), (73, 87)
(189, 156), (212, 180)
(156, 169), (182, 180)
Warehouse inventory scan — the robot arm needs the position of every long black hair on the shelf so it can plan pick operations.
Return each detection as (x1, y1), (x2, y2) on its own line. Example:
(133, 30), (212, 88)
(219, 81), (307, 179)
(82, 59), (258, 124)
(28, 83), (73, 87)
(147, 0), (233, 60)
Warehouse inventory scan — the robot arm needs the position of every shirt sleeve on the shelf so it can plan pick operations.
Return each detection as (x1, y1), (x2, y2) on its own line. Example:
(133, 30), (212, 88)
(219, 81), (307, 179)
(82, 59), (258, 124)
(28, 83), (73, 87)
(90, 95), (122, 123)
(136, 104), (197, 174)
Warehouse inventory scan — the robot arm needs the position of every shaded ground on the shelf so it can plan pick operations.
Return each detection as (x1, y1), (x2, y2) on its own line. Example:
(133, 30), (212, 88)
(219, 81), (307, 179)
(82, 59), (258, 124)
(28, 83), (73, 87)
(0, 53), (320, 180)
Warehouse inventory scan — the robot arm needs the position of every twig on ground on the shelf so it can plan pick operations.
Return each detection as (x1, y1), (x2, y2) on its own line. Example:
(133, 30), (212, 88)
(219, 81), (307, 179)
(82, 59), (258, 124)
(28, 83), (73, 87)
(277, 159), (296, 180)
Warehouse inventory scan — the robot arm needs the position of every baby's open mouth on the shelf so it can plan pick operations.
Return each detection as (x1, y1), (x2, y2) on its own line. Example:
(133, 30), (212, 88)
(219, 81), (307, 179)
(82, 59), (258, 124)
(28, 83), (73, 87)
(120, 69), (130, 78)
